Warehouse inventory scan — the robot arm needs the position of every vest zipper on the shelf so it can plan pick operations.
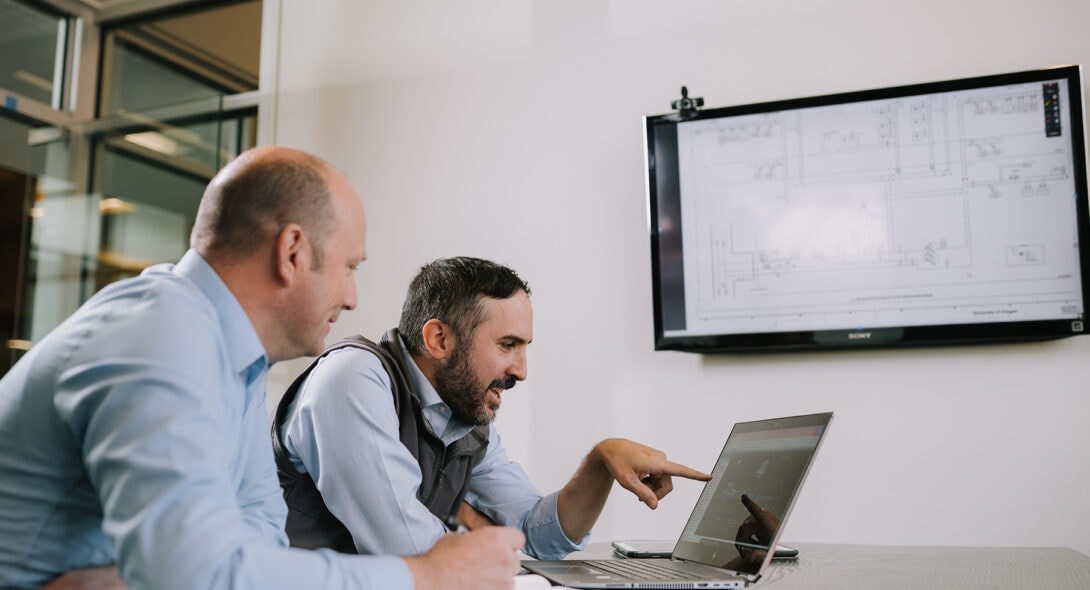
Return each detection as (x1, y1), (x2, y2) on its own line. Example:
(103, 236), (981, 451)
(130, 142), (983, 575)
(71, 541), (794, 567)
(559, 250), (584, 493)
(424, 445), (447, 507)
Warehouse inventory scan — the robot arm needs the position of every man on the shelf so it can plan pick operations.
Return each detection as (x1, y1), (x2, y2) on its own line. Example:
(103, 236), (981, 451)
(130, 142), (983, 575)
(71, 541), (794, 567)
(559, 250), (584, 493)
(0, 148), (523, 590)
(275, 256), (712, 558)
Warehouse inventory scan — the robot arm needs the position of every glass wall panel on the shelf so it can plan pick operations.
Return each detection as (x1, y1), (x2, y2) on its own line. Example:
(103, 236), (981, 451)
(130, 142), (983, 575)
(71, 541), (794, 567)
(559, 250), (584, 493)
(0, 115), (80, 372)
(1, 101), (256, 374)
(0, 0), (263, 378)
(102, 0), (262, 116)
(93, 145), (205, 288)
(89, 97), (257, 290)
(0, 0), (65, 107)
(118, 111), (255, 173)
(103, 37), (229, 115)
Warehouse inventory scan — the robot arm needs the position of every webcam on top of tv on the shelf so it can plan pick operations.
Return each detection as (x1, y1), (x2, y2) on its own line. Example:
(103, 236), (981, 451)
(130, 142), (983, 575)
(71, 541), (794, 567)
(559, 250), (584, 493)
(671, 86), (703, 117)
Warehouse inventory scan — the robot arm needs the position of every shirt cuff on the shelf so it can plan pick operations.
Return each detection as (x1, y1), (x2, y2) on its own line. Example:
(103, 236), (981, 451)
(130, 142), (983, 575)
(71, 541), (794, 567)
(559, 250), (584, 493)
(522, 490), (588, 560)
(339, 553), (415, 589)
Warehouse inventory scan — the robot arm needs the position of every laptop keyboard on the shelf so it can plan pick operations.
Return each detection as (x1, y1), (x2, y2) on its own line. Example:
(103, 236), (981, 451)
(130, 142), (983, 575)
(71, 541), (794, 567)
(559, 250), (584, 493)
(585, 559), (702, 581)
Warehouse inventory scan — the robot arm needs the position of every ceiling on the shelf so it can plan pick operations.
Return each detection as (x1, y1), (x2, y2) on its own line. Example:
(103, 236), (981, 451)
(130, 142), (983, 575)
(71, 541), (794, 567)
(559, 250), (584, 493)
(133, 1), (262, 85)
(77, 0), (141, 8)
(76, 0), (201, 16)
(72, 0), (256, 29)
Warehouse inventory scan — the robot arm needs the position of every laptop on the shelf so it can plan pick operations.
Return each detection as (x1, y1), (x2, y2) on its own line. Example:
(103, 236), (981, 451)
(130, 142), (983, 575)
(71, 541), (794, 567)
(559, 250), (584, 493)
(521, 412), (833, 589)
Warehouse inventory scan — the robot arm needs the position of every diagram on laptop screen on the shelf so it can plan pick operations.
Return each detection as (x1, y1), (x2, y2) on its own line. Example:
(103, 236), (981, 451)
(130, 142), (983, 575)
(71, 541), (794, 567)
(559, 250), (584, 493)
(673, 80), (1084, 335)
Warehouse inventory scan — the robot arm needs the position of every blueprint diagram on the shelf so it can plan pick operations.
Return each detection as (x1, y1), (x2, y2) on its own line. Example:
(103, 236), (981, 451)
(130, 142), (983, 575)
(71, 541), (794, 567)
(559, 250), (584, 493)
(673, 80), (1084, 335)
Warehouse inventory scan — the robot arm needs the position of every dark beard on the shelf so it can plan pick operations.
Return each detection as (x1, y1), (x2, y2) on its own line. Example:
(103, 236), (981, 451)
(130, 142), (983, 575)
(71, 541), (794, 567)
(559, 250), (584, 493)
(434, 344), (516, 426)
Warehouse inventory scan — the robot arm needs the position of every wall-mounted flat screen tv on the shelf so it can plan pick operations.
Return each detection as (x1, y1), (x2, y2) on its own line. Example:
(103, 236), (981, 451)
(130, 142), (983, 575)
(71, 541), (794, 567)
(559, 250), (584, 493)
(646, 65), (1090, 352)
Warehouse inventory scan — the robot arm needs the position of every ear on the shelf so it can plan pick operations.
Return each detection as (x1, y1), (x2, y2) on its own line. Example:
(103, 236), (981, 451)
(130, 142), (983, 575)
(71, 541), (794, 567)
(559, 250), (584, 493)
(421, 318), (456, 361)
(273, 223), (308, 286)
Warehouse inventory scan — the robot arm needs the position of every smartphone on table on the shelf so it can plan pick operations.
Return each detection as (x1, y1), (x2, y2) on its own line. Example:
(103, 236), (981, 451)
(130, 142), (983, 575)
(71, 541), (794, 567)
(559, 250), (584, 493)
(611, 540), (799, 561)
(610, 540), (674, 558)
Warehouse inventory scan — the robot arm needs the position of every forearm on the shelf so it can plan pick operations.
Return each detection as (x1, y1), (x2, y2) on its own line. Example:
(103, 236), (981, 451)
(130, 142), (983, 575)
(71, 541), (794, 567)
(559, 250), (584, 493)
(554, 437), (712, 544)
(457, 502), (496, 529)
(40, 566), (125, 590)
(556, 441), (615, 542)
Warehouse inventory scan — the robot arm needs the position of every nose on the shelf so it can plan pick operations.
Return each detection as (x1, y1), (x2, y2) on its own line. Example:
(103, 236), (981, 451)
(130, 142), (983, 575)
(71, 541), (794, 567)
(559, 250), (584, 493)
(344, 275), (358, 311)
(508, 348), (528, 382)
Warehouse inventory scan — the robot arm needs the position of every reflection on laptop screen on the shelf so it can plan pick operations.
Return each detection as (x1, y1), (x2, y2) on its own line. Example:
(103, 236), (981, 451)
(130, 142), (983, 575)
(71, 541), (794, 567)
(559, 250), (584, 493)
(672, 413), (830, 575)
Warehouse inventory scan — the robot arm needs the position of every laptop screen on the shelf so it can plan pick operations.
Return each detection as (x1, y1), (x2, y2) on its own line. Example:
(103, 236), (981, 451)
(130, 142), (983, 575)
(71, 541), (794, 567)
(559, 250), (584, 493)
(672, 412), (832, 577)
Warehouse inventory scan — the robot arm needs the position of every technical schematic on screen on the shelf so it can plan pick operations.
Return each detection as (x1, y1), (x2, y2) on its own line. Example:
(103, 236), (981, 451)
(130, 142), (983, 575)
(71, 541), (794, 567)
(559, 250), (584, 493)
(671, 79), (1085, 336)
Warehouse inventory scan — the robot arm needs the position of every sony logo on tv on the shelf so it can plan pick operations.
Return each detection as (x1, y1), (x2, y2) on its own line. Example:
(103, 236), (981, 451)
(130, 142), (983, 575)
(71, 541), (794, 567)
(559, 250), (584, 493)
(848, 332), (871, 340)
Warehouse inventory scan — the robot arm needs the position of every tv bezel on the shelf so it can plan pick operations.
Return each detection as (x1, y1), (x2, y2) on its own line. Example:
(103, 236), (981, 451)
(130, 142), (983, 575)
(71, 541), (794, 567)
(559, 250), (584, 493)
(645, 65), (1090, 353)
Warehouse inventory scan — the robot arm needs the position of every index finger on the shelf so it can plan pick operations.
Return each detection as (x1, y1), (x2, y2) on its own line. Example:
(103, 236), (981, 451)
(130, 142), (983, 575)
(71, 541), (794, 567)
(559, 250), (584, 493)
(653, 460), (712, 482)
(741, 494), (778, 529)
(741, 493), (763, 516)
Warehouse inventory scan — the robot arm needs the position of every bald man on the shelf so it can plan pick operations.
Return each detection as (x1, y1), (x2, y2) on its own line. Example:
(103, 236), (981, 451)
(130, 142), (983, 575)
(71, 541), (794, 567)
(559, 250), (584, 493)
(0, 147), (523, 590)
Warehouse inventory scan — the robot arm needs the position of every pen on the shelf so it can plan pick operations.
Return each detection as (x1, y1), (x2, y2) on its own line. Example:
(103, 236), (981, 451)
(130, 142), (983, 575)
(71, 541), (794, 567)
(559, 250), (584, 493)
(443, 515), (469, 534)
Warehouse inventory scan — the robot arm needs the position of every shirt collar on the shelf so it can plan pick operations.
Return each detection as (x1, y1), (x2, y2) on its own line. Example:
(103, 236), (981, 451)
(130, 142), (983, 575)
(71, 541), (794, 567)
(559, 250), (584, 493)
(171, 249), (269, 386)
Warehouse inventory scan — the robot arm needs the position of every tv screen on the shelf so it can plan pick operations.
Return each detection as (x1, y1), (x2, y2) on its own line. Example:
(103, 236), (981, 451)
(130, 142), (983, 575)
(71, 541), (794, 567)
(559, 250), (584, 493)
(646, 65), (1090, 352)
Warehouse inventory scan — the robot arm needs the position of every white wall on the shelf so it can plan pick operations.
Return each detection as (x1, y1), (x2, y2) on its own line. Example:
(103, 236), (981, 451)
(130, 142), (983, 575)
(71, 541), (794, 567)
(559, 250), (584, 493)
(268, 0), (1090, 555)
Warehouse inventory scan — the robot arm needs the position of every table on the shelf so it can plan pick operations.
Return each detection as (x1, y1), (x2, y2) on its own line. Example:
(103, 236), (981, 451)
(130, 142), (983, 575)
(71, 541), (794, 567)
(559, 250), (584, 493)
(563, 542), (1090, 589)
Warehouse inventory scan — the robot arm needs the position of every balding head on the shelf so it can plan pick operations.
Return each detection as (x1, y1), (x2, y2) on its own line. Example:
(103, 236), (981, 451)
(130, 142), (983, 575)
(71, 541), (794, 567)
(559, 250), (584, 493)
(191, 146), (335, 268)
(190, 146), (369, 363)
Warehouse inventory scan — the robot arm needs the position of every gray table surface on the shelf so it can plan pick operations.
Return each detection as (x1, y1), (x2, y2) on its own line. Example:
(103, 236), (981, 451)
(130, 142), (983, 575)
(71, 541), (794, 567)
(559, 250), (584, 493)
(563, 542), (1090, 589)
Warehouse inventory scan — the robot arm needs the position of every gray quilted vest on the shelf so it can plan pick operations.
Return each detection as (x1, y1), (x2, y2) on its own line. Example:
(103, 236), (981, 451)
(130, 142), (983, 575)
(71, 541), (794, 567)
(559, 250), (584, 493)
(271, 328), (490, 553)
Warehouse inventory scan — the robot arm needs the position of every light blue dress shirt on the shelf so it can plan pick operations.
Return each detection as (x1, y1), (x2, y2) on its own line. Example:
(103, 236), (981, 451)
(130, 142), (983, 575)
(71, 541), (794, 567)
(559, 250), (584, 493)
(0, 250), (411, 590)
(280, 338), (586, 560)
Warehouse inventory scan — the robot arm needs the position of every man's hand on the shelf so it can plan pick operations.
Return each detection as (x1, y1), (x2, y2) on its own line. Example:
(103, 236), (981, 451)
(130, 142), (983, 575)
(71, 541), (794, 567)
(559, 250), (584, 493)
(594, 438), (712, 509)
(41, 566), (126, 590)
(404, 525), (525, 590)
(457, 500), (497, 530)
(557, 438), (712, 543)
(733, 494), (781, 564)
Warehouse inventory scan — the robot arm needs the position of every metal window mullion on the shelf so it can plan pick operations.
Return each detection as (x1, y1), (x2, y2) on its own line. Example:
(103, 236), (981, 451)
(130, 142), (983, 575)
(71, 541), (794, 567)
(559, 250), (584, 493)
(67, 14), (100, 121)
(66, 16), (81, 113)
(255, 0), (279, 147)
(97, 26), (116, 117)
(0, 87), (73, 128)
(51, 15), (67, 110)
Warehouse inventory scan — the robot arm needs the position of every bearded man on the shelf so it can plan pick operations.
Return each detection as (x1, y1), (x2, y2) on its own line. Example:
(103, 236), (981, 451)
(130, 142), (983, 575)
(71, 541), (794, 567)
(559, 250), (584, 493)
(273, 256), (710, 558)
